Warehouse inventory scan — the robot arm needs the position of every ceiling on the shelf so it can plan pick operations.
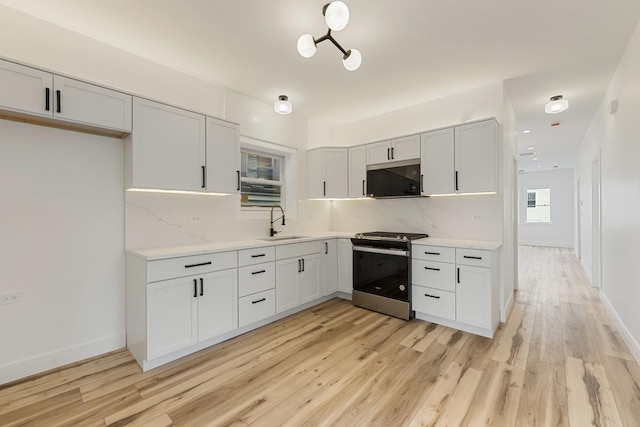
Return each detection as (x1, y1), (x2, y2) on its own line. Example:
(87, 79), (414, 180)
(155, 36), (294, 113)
(2, 0), (639, 172)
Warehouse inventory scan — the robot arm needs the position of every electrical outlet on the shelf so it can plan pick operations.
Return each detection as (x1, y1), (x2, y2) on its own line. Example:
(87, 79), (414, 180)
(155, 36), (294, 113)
(1, 292), (23, 305)
(191, 215), (201, 222)
(472, 214), (483, 221)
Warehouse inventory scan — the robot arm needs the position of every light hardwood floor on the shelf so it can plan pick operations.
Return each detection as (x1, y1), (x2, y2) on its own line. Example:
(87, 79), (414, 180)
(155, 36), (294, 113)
(2, 246), (640, 426)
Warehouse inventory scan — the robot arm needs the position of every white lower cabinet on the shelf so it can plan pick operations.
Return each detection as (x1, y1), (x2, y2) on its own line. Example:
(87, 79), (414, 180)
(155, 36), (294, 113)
(275, 241), (322, 313)
(237, 247), (276, 328)
(322, 239), (338, 296)
(337, 238), (353, 294)
(412, 244), (499, 338)
(239, 289), (276, 328)
(147, 267), (237, 360)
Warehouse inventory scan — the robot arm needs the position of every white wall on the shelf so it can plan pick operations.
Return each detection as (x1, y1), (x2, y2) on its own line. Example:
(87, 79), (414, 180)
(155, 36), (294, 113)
(576, 19), (640, 362)
(0, 120), (125, 384)
(518, 169), (575, 248)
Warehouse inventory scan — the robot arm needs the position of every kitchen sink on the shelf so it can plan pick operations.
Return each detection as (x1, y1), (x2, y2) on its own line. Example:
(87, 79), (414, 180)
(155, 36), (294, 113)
(259, 235), (309, 241)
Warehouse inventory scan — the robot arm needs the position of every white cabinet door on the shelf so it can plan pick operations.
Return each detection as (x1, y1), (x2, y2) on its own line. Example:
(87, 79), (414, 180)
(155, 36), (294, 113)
(147, 277), (198, 360)
(456, 265), (491, 329)
(421, 127), (455, 195)
(276, 257), (301, 313)
(348, 145), (367, 198)
(308, 148), (348, 198)
(366, 140), (392, 165)
(205, 117), (240, 194)
(0, 59), (52, 117)
(391, 134), (421, 161)
(322, 240), (338, 296)
(53, 76), (132, 132)
(300, 253), (321, 304)
(197, 269), (238, 342)
(337, 239), (353, 294)
(454, 120), (497, 193)
(128, 98), (206, 191)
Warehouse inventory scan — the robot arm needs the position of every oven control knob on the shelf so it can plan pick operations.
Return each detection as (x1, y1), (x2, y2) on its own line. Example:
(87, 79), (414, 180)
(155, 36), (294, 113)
(399, 284), (406, 291)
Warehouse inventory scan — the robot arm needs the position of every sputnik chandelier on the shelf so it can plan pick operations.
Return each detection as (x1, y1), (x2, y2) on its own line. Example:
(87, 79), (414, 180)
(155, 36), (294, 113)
(296, 1), (362, 71)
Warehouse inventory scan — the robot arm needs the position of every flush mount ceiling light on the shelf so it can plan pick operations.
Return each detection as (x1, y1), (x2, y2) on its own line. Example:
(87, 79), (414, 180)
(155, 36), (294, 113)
(274, 95), (292, 115)
(545, 95), (569, 114)
(297, 1), (362, 71)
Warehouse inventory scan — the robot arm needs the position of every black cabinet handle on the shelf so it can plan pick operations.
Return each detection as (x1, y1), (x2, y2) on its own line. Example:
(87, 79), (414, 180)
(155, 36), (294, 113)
(362, 180), (365, 196)
(424, 266), (441, 271)
(201, 166), (206, 189)
(251, 254), (266, 258)
(455, 171), (459, 191)
(193, 279), (197, 298)
(325, 242), (328, 255)
(200, 278), (204, 296)
(420, 174), (423, 193)
(252, 298), (266, 304)
(457, 268), (461, 284)
(236, 171), (240, 191)
(463, 255), (483, 260)
(185, 261), (212, 268)
(387, 148), (390, 160)
(251, 270), (266, 275)
(391, 147), (394, 159)
(56, 90), (61, 113)
(323, 181), (326, 197)
(45, 88), (50, 111)
(301, 258), (305, 272)
(298, 259), (301, 273)
(425, 294), (441, 299)
(425, 251), (440, 255)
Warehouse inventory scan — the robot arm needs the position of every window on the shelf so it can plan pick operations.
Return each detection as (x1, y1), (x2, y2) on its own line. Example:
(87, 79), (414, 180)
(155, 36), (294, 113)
(240, 150), (284, 208)
(526, 188), (551, 223)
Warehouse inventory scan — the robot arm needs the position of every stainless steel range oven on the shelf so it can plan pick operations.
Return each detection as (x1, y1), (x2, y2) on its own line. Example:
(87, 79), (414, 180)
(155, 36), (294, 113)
(351, 231), (428, 320)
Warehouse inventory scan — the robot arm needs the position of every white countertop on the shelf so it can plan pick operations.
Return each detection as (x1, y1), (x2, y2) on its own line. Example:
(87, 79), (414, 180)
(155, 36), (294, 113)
(412, 237), (502, 251)
(126, 231), (356, 261)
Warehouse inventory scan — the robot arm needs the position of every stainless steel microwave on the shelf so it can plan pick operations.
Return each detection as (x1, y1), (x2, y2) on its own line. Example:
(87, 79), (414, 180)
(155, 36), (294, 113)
(366, 159), (422, 198)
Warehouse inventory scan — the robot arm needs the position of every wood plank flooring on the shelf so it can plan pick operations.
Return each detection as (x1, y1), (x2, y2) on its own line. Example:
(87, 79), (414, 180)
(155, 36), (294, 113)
(2, 246), (639, 426)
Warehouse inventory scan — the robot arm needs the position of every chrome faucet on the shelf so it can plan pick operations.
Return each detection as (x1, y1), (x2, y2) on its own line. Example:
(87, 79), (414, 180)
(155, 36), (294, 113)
(270, 205), (285, 236)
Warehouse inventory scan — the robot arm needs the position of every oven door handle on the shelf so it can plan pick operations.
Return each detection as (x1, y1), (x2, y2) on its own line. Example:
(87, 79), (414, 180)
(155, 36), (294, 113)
(353, 246), (409, 257)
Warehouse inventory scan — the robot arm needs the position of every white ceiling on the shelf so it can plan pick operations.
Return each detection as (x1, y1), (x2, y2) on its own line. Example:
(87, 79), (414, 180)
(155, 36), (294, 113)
(2, 0), (639, 172)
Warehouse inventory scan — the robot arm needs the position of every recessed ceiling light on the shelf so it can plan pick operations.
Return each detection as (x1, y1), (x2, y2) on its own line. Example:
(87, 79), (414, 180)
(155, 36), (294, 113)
(533, 157), (538, 161)
(537, 165), (542, 168)
(522, 130), (531, 134)
(545, 95), (569, 114)
(528, 147), (535, 150)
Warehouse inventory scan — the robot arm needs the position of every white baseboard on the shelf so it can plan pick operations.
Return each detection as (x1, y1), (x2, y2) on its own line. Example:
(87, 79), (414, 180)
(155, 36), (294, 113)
(600, 291), (640, 366)
(581, 259), (593, 285)
(0, 333), (126, 385)
(518, 241), (574, 248)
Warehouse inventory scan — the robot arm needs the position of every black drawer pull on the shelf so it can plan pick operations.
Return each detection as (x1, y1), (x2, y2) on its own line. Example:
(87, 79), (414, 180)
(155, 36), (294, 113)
(424, 267), (441, 271)
(56, 90), (61, 113)
(185, 261), (212, 268)
(425, 294), (440, 299)
(45, 88), (50, 111)
(425, 252), (440, 255)
(251, 270), (266, 275)
(252, 298), (266, 304)
(200, 278), (204, 296)
(193, 279), (197, 298)
(251, 254), (266, 258)
(463, 255), (482, 260)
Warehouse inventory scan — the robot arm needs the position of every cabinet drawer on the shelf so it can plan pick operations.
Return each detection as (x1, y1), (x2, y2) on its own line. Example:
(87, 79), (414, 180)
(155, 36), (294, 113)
(238, 246), (275, 266)
(276, 240), (322, 260)
(147, 251), (237, 283)
(239, 289), (276, 328)
(412, 245), (455, 263)
(238, 262), (275, 297)
(412, 259), (455, 292)
(412, 286), (455, 320)
(456, 249), (490, 268)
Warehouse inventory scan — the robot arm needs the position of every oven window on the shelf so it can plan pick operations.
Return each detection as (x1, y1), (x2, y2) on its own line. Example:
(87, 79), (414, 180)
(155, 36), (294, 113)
(353, 250), (409, 301)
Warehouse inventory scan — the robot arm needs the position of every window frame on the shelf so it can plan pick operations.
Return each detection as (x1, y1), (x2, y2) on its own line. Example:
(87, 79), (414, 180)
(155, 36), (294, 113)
(240, 148), (284, 209)
(236, 136), (297, 220)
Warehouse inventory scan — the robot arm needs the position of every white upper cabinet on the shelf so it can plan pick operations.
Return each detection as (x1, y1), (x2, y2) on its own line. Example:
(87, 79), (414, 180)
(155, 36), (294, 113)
(308, 147), (348, 199)
(366, 134), (420, 165)
(126, 97), (206, 191)
(348, 145), (367, 198)
(420, 127), (455, 195)
(205, 117), (240, 194)
(421, 119), (497, 195)
(454, 120), (497, 194)
(0, 59), (131, 133)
